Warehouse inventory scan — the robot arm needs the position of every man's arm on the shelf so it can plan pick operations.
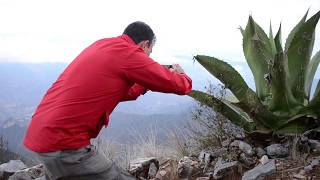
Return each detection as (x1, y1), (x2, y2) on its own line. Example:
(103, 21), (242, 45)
(121, 49), (192, 95)
(121, 83), (147, 101)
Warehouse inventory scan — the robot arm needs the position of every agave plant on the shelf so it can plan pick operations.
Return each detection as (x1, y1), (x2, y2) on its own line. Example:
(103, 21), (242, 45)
(189, 10), (320, 135)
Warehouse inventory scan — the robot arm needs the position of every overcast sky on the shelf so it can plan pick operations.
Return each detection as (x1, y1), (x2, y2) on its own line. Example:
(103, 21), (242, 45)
(0, 0), (319, 65)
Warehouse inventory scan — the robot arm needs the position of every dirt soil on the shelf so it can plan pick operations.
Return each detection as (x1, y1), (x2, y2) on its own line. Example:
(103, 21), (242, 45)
(266, 155), (320, 180)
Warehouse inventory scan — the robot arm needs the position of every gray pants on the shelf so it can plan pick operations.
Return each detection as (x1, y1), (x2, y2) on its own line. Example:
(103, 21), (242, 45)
(36, 145), (136, 180)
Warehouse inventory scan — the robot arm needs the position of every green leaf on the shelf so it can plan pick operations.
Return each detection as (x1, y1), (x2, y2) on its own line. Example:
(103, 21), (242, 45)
(194, 55), (281, 129)
(269, 22), (277, 56)
(239, 26), (245, 36)
(285, 10), (309, 52)
(269, 52), (300, 112)
(243, 16), (273, 102)
(305, 50), (320, 100)
(276, 118), (316, 134)
(188, 90), (256, 132)
(274, 24), (283, 53)
(286, 10), (320, 103)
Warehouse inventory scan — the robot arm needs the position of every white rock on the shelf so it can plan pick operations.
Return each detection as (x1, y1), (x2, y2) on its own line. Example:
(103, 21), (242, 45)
(259, 155), (269, 165)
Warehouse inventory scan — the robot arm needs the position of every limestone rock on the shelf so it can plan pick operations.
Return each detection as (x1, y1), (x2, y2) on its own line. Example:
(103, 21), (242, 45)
(213, 158), (241, 178)
(308, 139), (320, 153)
(256, 147), (266, 158)
(242, 159), (276, 180)
(178, 156), (201, 179)
(230, 140), (254, 156)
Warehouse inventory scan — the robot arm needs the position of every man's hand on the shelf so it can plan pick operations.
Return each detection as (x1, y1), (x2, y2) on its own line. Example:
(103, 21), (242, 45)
(170, 64), (185, 74)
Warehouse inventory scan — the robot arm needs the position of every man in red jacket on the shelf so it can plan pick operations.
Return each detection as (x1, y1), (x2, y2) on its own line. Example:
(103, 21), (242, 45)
(24, 21), (192, 180)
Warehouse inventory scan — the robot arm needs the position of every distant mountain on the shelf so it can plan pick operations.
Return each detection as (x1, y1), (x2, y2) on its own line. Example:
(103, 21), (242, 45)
(0, 63), (66, 123)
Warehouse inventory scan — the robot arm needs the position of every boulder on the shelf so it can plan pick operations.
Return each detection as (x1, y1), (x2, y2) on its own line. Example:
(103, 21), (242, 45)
(8, 164), (46, 180)
(0, 160), (27, 179)
(265, 144), (289, 158)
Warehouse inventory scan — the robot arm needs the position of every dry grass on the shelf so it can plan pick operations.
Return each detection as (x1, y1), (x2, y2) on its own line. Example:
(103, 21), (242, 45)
(97, 125), (188, 169)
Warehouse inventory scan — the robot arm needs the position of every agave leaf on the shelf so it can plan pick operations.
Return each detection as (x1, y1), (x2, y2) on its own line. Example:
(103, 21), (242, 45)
(285, 10), (309, 52)
(286, 10), (320, 103)
(243, 16), (273, 102)
(239, 26), (245, 36)
(276, 118), (316, 134)
(269, 22), (277, 56)
(269, 52), (300, 112)
(274, 24), (283, 53)
(194, 55), (281, 128)
(305, 50), (320, 100)
(188, 90), (256, 132)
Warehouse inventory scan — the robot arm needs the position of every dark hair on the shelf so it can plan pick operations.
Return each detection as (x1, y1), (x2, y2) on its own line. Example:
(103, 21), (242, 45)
(123, 21), (156, 46)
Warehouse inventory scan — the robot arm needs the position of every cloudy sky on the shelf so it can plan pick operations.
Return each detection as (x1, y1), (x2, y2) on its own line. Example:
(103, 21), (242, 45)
(0, 0), (319, 65)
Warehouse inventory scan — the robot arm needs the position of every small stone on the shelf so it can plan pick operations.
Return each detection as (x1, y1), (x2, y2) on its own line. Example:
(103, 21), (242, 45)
(239, 153), (256, 167)
(211, 148), (227, 159)
(221, 139), (231, 147)
(155, 159), (179, 180)
(304, 157), (320, 172)
(213, 159), (240, 177)
(293, 173), (307, 179)
(129, 157), (159, 178)
(299, 169), (306, 175)
(148, 162), (158, 178)
(178, 156), (200, 178)
(259, 155), (269, 165)
(196, 177), (210, 180)
(265, 144), (289, 158)
(8, 164), (45, 180)
(310, 158), (320, 167)
(308, 139), (320, 153)
(198, 150), (213, 164)
(8, 172), (32, 180)
(256, 147), (266, 158)
(34, 176), (46, 180)
(230, 140), (253, 156)
(159, 170), (167, 176)
(300, 136), (308, 142)
(303, 128), (320, 139)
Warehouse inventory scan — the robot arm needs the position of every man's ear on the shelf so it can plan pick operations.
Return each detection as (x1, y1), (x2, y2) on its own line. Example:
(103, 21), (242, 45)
(137, 40), (150, 48)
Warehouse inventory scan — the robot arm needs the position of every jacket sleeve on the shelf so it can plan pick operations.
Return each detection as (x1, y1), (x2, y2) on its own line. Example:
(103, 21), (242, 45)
(121, 49), (192, 95)
(121, 83), (147, 101)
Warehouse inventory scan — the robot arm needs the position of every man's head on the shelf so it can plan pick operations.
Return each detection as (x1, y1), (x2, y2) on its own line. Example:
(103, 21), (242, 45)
(123, 21), (156, 56)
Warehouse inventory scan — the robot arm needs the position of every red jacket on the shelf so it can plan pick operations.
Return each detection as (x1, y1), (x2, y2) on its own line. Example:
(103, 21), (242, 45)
(24, 35), (192, 152)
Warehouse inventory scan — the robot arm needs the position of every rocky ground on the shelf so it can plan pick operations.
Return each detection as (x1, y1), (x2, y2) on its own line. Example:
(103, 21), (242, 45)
(1, 129), (320, 180)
